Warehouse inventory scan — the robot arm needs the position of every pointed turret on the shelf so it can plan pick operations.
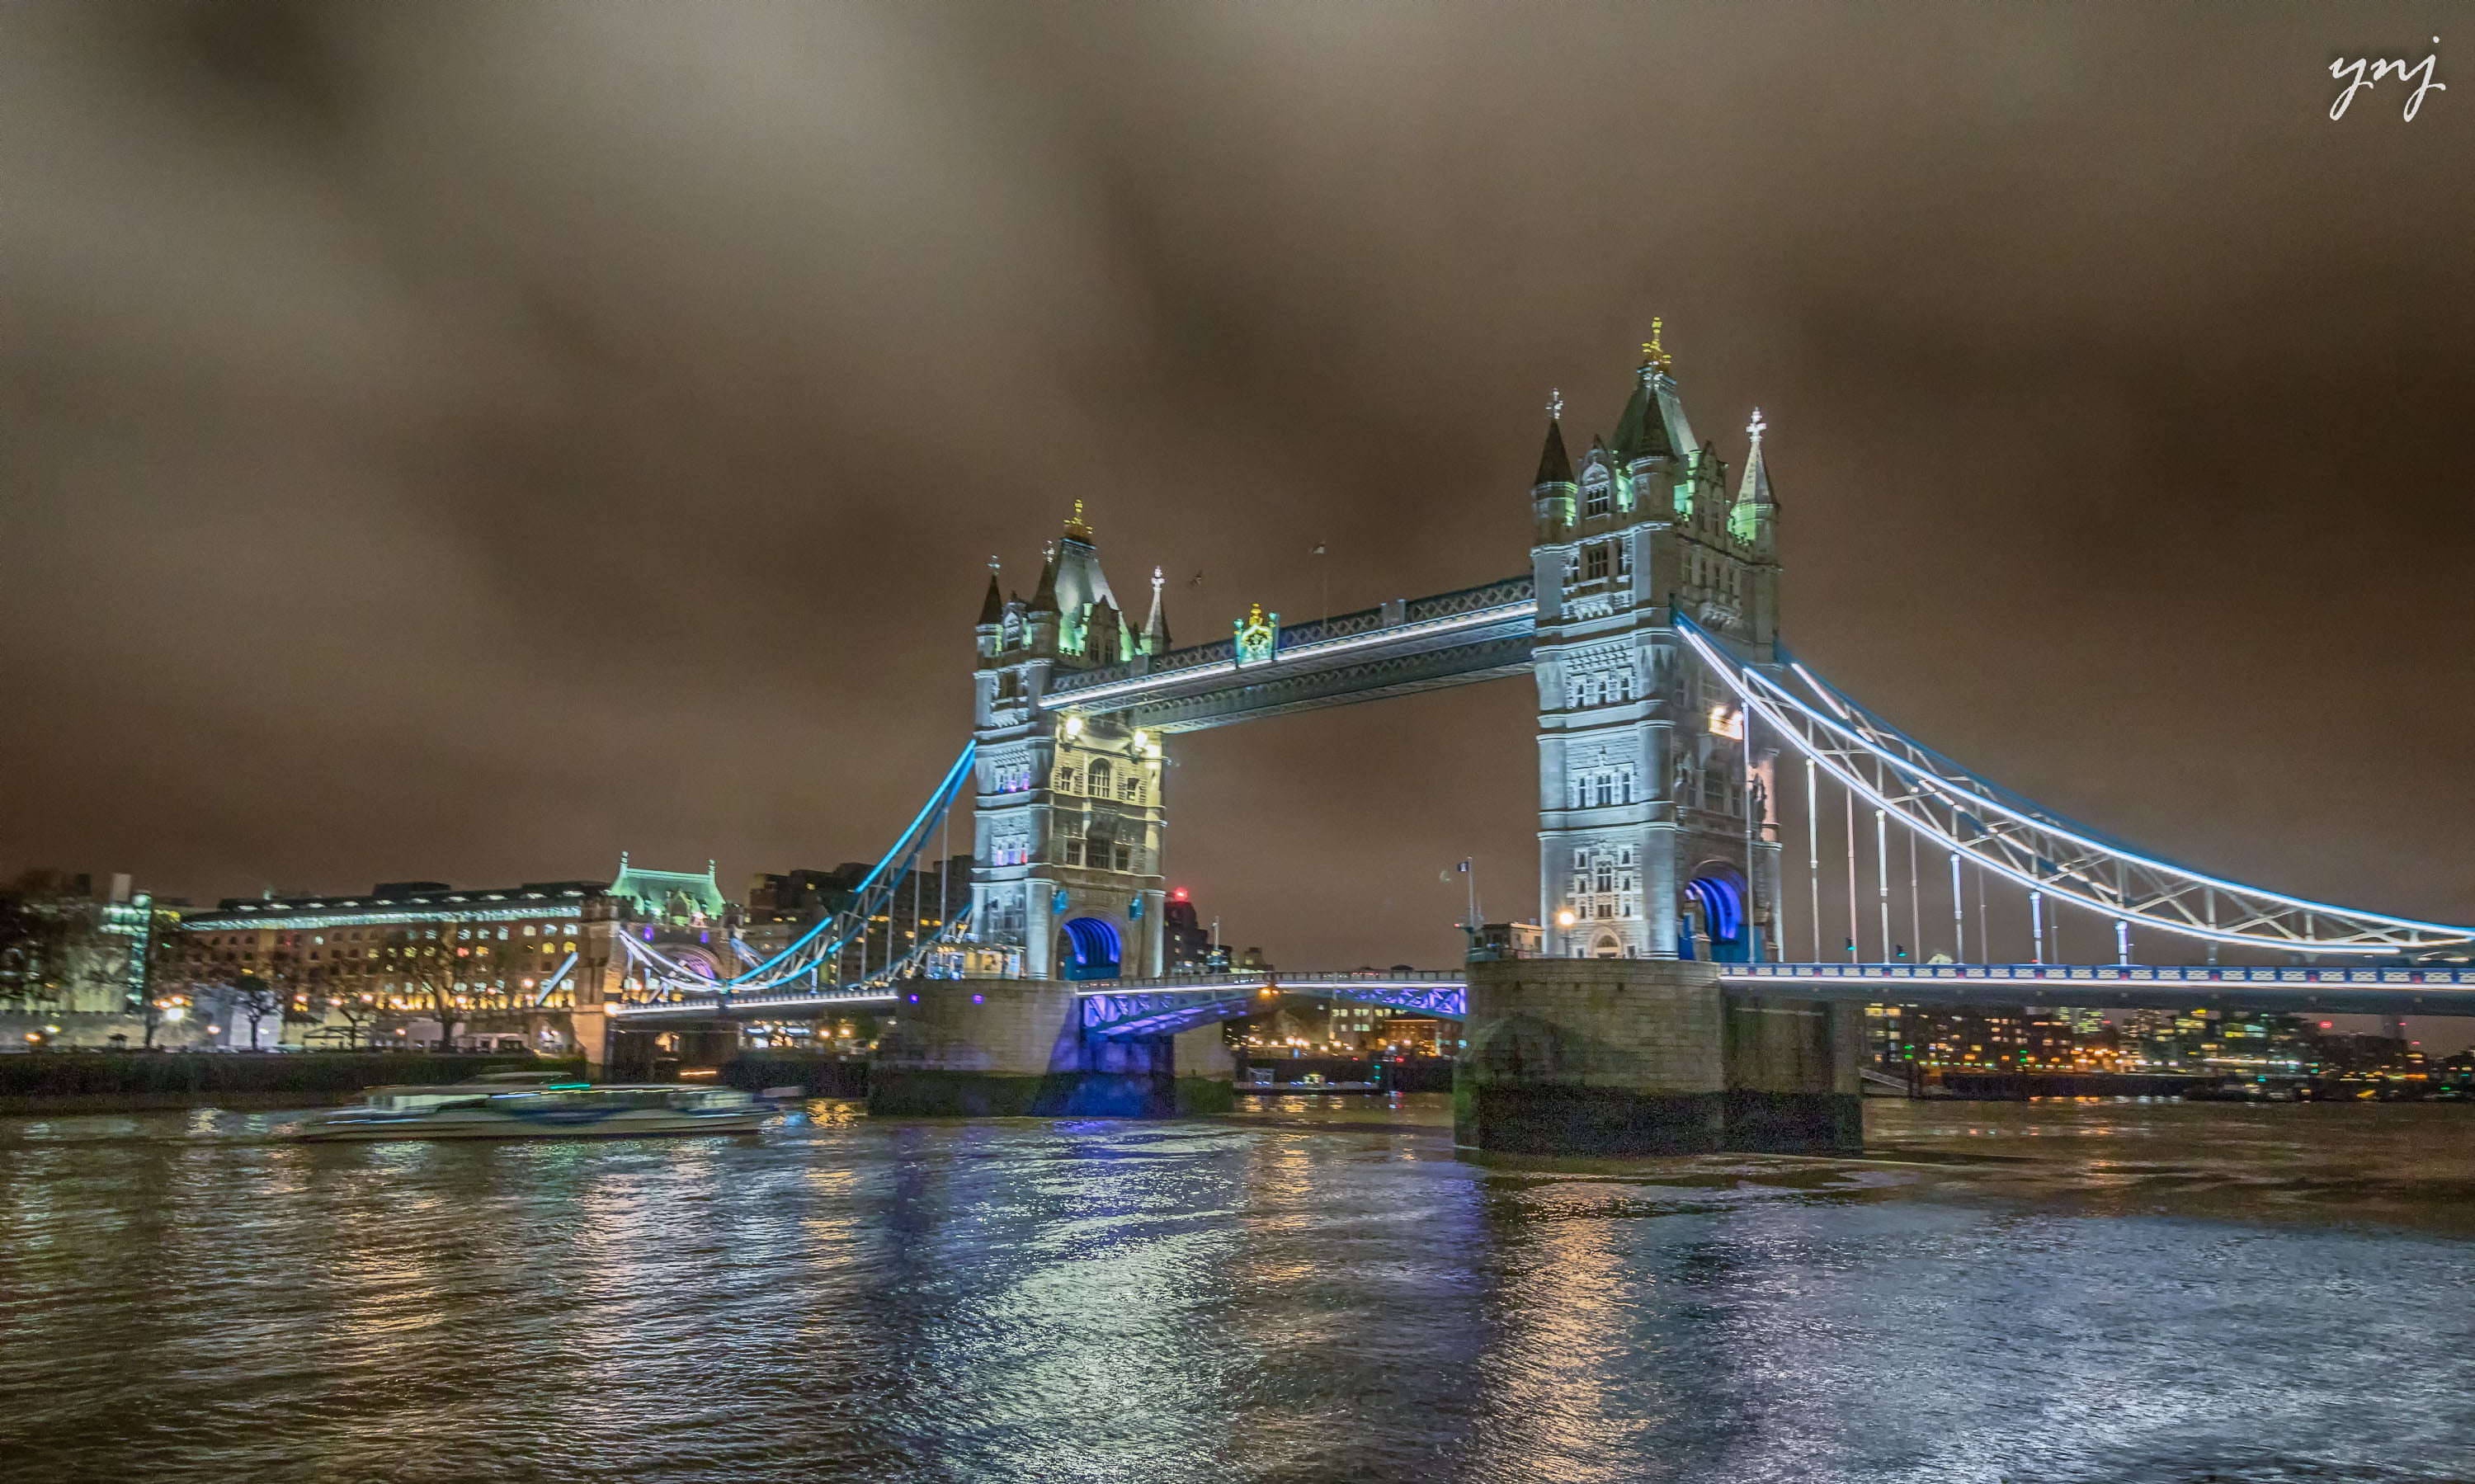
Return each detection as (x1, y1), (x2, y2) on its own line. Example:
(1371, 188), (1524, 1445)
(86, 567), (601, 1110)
(1534, 394), (1574, 487)
(1610, 318), (1699, 469)
(1143, 566), (1172, 654)
(1735, 408), (1775, 509)
(976, 567), (1005, 628)
(1029, 544), (1059, 614)
(1729, 408), (1779, 555)
(1048, 501), (1122, 646)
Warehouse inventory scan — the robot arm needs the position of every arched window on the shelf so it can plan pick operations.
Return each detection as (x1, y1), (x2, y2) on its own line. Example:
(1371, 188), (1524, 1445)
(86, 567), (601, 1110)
(1087, 759), (1114, 799)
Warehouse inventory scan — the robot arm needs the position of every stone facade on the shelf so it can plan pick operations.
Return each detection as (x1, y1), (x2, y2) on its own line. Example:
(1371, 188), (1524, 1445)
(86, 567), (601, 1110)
(1458, 958), (1859, 1154)
(869, 978), (1232, 1116)
(1529, 346), (1785, 962)
(969, 508), (1172, 982)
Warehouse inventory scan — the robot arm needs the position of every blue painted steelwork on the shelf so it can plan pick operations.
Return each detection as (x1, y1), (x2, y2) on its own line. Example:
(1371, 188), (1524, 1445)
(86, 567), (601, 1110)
(617, 742), (976, 1002)
(613, 959), (2475, 1025)
(1076, 973), (1468, 1037)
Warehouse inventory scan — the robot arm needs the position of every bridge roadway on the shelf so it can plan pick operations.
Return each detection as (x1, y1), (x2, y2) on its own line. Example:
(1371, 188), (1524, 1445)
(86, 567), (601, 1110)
(606, 962), (2475, 1031)
(1076, 963), (2475, 1035)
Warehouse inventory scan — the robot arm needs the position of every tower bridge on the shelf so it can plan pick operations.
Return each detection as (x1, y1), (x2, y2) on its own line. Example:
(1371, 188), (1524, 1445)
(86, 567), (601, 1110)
(601, 329), (2475, 1152)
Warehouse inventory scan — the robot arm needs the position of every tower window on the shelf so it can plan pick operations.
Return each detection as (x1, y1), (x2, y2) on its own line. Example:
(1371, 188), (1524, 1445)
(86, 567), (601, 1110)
(1584, 477), (1610, 518)
(1584, 544), (1610, 582)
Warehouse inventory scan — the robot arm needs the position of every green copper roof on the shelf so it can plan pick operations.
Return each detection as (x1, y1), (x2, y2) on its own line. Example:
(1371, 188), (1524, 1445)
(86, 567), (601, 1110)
(609, 856), (727, 921)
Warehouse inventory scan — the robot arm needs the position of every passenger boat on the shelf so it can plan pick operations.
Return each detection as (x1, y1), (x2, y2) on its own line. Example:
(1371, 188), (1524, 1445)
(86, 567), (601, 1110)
(298, 1072), (772, 1141)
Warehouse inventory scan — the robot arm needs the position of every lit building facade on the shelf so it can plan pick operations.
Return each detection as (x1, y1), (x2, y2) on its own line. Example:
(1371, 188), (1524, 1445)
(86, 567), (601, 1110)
(173, 858), (735, 1050)
(1528, 336), (1784, 959)
(969, 506), (1172, 982)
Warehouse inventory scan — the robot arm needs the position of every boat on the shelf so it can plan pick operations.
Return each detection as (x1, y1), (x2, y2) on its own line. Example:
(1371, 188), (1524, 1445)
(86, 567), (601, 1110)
(297, 1072), (772, 1141)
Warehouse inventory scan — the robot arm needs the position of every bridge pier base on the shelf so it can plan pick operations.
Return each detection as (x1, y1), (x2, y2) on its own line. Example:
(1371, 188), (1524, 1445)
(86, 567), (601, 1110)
(1456, 959), (1860, 1156)
(868, 980), (1235, 1118)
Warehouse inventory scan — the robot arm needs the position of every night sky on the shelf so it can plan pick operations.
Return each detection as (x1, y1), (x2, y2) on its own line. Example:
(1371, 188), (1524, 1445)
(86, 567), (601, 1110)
(5, 6), (2472, 1021)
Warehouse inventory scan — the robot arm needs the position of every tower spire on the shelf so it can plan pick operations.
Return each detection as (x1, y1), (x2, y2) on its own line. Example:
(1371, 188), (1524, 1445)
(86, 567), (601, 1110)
(1029, 542), (1059, 614)
(1737, 408), (1775, 508)
(1143, 565), (1172, 653)
(1533, 389), (1574, 487)
(977, 562), (1005, 627)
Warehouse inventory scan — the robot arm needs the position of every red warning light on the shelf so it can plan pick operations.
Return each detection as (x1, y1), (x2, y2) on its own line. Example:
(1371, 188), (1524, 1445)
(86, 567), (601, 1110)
(1172, 888), (1189, 902)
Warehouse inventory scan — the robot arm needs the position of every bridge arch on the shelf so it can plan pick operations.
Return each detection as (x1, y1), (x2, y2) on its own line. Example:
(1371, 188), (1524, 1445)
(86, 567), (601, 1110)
(1683, 863), (1750, 963)
(1057, 916), (1124, 981)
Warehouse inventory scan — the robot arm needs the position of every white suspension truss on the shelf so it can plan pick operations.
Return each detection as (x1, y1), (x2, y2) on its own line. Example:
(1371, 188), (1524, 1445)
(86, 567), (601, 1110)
(619, 742), (978, 1001)
(1675, 614), (2474, 956)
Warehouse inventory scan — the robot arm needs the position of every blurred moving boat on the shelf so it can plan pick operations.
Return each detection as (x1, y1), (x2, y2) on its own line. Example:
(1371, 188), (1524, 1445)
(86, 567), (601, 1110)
(298, 1072), (771, 1141)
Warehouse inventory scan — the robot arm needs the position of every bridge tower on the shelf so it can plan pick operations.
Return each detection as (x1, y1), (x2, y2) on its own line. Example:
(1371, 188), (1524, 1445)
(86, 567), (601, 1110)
(969, 506), (1170, 982)
(1530, 331), (1784, 962)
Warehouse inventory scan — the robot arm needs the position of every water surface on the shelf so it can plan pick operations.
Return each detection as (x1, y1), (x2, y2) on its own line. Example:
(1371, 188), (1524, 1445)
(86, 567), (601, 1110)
(3, 1096), (2471, 1483)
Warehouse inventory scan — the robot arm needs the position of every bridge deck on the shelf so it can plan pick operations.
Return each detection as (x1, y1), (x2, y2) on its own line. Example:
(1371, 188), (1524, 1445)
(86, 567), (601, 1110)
(601, 963), (2475, 1025)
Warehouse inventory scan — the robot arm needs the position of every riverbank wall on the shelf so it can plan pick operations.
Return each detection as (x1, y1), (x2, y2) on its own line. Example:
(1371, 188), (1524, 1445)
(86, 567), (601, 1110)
(0, 1053), (580, 1113)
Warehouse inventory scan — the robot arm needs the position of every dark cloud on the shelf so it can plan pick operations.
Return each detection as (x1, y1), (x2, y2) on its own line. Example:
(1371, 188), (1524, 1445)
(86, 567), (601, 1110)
(4, 4), (2471, 1015)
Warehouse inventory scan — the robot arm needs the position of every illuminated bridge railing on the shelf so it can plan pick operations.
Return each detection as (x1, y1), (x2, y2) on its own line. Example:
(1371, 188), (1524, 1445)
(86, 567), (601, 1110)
(1723, 963), (2475, 988)
(1721, 961), (2475, 1015)
(1078, 971), (1468, 1035)
(606, 988), (897, 1020)
(602, 961), (2475, 1029)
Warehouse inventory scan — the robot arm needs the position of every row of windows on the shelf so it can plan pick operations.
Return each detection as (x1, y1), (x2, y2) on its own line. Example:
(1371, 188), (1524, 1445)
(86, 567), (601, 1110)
(1054, 761), (1147, 803)
(1565, 667), (1641, 709)
(1055, 834), (1143, 873)
(1568, 766), (1638, 809)
(1569, 846), (1640, 921)
(195, 922), (573, 948)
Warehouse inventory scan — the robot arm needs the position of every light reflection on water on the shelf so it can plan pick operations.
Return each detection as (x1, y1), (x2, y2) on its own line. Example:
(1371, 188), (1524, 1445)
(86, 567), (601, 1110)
(0, 1095), (2471, 1482)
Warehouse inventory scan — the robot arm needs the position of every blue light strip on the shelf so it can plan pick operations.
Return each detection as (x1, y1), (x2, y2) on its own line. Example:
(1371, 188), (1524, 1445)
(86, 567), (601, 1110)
(1675, 613), (2475, 950)
(620, 742), (976, 996)
(529, 951), (578, 1006)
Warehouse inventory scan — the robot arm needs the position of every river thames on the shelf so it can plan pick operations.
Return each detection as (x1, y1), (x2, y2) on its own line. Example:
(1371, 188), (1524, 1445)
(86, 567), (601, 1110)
(3, 1096), (2472, 1483)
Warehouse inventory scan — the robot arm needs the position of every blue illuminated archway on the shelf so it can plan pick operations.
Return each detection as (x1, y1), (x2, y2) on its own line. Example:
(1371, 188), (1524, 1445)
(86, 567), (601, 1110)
(1059, 916), (1124, 981)
(1682, 868), (1756, 963)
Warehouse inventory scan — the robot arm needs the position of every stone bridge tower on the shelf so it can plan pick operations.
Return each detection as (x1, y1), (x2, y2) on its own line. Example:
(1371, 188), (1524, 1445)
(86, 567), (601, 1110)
(1530, 329), (1784, 961)
(969, 505), (1171, 982)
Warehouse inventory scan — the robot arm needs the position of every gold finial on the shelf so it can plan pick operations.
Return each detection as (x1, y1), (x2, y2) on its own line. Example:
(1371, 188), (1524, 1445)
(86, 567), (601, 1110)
(1642, 317), (1670, 372)
(1063, 498), (1092, 542)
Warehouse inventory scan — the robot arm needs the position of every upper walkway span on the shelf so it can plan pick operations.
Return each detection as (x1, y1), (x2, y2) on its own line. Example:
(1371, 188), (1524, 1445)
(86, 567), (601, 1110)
(1043, 577), (1536, 733)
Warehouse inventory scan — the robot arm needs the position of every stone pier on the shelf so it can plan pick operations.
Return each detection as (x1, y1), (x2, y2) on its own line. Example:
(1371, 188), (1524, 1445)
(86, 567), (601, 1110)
(1455, 959), (1860, 1155)
(868, 979), (1234, 1118)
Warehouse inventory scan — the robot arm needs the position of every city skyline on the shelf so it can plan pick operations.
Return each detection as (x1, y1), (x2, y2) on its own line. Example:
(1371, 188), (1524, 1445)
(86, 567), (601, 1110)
(7, 6), (2473, 981)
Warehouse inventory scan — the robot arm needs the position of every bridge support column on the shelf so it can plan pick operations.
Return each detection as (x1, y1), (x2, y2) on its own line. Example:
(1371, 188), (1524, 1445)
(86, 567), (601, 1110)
(868, 980), (1233, 1118)
(1456, 959), (1859, 1155)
